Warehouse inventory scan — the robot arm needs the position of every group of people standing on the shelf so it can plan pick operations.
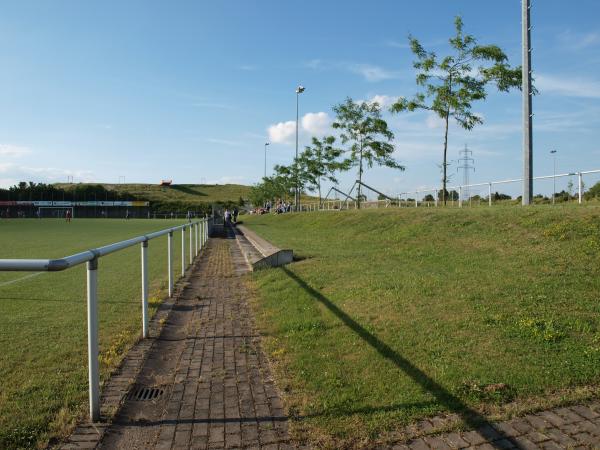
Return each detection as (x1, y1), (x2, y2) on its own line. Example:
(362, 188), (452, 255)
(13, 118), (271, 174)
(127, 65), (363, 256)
(224, 207), (239, 225)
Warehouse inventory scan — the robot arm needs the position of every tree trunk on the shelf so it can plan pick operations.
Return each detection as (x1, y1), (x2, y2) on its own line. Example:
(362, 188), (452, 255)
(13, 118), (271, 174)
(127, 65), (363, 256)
(443, 112), (450, 206)
(357, 138), (363, 209)
(318, 178), (322, 209)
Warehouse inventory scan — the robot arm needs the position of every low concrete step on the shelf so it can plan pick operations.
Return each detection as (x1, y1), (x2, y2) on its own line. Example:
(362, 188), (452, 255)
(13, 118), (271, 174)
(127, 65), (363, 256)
(233, 224), (293, 270)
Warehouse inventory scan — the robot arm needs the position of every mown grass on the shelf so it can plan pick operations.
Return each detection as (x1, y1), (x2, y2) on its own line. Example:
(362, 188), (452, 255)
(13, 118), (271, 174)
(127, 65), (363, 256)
(243, 206), (600, 448)
(55, 182), (252, 204)
(0, 219), (189, 449)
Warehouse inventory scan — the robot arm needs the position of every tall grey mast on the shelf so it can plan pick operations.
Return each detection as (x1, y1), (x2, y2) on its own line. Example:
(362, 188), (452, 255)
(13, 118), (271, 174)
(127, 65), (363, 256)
(457, 145), (474, 203)
(522, 0), (533, 205)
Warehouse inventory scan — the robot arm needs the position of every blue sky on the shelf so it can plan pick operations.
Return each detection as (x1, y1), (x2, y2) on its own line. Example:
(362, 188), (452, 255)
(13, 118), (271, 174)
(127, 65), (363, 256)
(1, 0), (600, 198)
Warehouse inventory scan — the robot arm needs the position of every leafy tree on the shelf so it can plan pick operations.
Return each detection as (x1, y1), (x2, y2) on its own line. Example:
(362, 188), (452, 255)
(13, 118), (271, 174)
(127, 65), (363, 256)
(248, 174), (295, 207)
(332, 97), (404, 208)
(391, 17), (522, 204)
(493, 192), (512, 201)
(437, 189), (459, 201)
(298, 136), (347, 206)
(424, 194), (435, 202)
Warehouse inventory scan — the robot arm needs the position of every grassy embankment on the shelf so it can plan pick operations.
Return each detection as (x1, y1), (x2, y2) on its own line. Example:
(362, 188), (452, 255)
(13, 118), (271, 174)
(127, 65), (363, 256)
(0, 219), (188, 449)
(244, 206), (600, 448)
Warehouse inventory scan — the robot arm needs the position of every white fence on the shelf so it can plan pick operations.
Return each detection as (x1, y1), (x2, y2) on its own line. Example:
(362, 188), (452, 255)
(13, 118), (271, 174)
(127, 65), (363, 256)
(301, 169), (600, 210)
(0, 218), (212, 422)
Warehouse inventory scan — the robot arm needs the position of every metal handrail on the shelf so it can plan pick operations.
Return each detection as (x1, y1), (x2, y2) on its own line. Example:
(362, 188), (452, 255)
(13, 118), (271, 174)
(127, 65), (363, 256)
(0, 218), (213, 422)
(303, 168), (600, 210)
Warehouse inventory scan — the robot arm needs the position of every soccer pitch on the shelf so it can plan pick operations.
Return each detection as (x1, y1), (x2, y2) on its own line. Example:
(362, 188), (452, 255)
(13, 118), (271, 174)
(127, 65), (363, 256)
(0, 218), (189, 449)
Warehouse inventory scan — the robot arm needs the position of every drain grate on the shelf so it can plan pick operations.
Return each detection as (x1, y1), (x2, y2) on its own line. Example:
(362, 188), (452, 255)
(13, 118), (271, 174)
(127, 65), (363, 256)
(127, 386), (164, 402)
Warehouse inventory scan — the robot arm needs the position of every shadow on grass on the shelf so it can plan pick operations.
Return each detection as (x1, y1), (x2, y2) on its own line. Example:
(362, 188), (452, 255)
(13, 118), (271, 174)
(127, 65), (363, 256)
(281, 266), (516, 448)
(171, 185), (207, 196)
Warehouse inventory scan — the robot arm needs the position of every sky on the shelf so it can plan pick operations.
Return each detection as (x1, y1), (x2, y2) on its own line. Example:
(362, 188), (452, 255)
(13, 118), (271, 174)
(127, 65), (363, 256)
(1, 0), (600, 199)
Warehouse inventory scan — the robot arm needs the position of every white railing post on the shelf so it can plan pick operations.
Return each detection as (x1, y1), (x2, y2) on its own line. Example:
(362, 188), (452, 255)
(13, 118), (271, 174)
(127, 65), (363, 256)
(189, 225), (193, 265)
(459, 187), (463, 208)
(195, 223), (199, 256)
(488, 183), (492, 207)
(141, 241), (149, 338)
(86, 257), (100, 422)
(181, 226), (185, 276)
(578, 172), (583, 204)
(415, 192), (418, 208)
(199, 221), (203, 251)
(168, 231), (173, 297)
(434, 190), (438, 207)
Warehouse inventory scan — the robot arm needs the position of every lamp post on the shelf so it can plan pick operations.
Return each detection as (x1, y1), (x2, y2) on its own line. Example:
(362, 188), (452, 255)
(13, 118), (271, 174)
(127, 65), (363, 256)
(264, 142), (270, 179)
(550, 150), (557, 204)
(295, 85), (305, 211)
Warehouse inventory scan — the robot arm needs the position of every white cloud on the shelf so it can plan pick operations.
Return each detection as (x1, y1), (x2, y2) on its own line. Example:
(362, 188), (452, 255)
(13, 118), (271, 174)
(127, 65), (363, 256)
(0, 163), (95, 187)
(558, 30), (600, 50)
(536, 74), (600, 99)
(238, 64), (258, 71)
(301, 112), (331, 137)
(205, 138), (242, 146)
(0, 144), (31, 158)
(304, 60), (401, 82)
(348, 63), (400, 82)
(425, 112), (445, 129)
(267, 120), (297, 144)
(361, 94), (398, 108)
(268, 112), (332, 144)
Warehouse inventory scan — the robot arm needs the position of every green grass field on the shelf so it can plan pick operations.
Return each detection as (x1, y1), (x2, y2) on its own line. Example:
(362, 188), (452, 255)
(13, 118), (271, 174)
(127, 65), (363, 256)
(0, 218), (189, 449)
(243, 206), (600, 448)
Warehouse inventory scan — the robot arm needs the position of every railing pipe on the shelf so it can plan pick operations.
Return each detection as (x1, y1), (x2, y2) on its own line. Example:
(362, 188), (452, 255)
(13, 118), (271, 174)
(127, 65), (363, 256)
(168, 231), (173, 297)
(181, 226), (185, 276)
(189, 225), (193, 265)
(141, 241), (149, 338)
(86, 257), (100, 422)
(579, 172), (583, 204)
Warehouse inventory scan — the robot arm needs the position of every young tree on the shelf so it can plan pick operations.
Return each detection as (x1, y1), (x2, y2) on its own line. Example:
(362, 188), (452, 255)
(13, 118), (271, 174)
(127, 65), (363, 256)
(391, 17), (522, 204)
(298, 136), (347, 206)
(332, 98), (404, 208)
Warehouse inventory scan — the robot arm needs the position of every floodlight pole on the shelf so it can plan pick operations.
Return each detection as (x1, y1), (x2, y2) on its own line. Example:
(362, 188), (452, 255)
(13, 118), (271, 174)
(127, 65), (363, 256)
(295, 85), (305, 211)
(264, 142), (270, 178)
(522, 0), (533, 205)
(551, 150), (557, 204)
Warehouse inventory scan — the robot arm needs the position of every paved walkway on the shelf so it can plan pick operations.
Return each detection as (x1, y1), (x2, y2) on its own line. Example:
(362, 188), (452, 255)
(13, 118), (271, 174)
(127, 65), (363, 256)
(59, 231), (600, 450)
(89, 236), (291, 450)
(393, 402), (600, 449)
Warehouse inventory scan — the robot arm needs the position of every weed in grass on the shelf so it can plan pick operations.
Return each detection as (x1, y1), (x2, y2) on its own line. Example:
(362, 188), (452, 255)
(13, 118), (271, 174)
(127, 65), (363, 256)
(244, 206), (600, 447)
(517, 318), (566, 343)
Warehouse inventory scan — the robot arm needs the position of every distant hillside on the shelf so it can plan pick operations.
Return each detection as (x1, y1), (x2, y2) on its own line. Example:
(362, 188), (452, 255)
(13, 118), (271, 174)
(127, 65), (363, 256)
(55, 183), (251, 204)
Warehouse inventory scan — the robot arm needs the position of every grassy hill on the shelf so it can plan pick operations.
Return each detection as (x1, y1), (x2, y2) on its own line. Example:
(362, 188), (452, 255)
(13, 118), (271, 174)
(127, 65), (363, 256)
(243, 205), (600, 448)
(55, 183), (251, 204)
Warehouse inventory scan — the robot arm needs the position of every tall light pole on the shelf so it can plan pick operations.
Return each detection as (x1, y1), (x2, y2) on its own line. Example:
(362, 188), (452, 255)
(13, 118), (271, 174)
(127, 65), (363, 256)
(551, 150), (557, 204)
(264, 142), (270, 179)
(522, 0), (533, 205)
(295, 85), (305, 211)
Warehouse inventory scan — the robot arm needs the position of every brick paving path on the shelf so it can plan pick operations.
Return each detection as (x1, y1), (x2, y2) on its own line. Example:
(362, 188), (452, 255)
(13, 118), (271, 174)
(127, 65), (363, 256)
(392, 402), (600, 449)
(58, 231), (600, 450)
(89, 236), (291, 449)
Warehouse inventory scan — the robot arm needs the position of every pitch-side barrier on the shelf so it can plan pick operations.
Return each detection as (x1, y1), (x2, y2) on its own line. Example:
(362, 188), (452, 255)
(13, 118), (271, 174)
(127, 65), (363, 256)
(0, 218), (212, 422)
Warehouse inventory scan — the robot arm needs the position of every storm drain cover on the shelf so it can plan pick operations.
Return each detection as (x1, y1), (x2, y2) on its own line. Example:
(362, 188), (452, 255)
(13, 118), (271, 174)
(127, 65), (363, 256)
(127, 386), (164, 402)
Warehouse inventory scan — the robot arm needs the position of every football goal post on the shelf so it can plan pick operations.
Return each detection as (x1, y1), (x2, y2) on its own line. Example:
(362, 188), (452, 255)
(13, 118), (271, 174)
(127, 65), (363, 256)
(38, 207), (75, 218)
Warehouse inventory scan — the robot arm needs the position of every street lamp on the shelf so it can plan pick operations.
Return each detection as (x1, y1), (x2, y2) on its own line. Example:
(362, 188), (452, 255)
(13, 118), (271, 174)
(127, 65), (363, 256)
(295, 85), (305, 211)
(264, 142), (270, 179)
(550, 150), (557, 204)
